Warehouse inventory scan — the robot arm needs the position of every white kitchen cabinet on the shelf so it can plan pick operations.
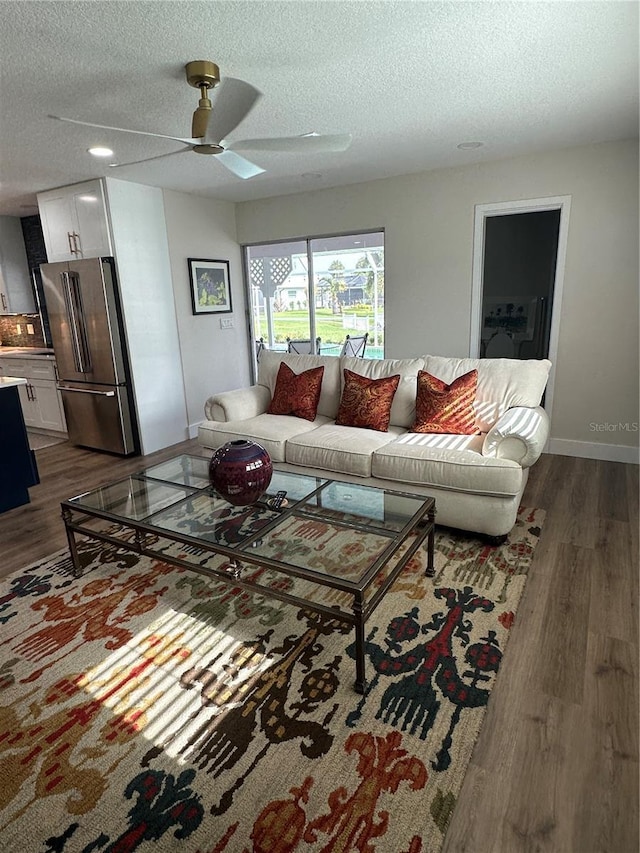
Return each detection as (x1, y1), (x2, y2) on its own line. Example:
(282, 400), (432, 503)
(0, 216), (36, 313)
(37, 180), (112, 262)
(0, 356), (66, 432)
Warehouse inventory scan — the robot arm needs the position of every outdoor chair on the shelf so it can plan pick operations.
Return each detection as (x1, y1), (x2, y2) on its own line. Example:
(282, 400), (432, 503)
(340, 332), (368, 358)
(255, 337), (267, 362)
(286, 337), (321, 355)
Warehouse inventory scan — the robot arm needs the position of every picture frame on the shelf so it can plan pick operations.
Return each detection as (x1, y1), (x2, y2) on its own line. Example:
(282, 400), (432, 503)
(188, 258), (233, 315)
(481, 296), (537, 342)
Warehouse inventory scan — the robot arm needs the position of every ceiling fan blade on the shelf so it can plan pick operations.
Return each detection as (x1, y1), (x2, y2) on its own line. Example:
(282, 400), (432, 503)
(228, 133), (352, 154)
(215, 150), (265, 180)
(108, 149), (191, 169)
(204, 77), (262, 144)
(50, 115), (198, 146)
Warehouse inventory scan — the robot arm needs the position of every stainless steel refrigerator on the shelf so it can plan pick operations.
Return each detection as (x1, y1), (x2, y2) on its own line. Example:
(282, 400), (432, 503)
(40, 257), (139, 456)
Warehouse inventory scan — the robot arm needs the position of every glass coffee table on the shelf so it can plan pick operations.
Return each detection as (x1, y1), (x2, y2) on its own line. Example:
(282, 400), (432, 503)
(61, 454), (436, 693)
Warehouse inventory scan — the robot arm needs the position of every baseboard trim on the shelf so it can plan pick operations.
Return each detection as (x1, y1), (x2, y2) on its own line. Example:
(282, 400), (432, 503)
(548, 438), (639, 464)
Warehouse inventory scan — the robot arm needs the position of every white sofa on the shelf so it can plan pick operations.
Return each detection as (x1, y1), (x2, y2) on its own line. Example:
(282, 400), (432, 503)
(198, 350), (551, 540)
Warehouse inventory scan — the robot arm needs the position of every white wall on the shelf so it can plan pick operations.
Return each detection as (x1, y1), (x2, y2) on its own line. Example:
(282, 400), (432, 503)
(104, 178), (189, 454)
(236, 140), (639, 461)
(162, 190), (251, 437)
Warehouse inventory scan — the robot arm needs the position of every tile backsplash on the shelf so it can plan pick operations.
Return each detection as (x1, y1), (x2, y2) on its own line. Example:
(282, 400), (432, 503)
(0, 314), (46, 347)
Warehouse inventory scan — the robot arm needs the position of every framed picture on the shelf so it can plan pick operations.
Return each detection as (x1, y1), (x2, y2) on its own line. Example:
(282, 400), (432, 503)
(481, 296), (537, 342)
(188, 258), (233, 315)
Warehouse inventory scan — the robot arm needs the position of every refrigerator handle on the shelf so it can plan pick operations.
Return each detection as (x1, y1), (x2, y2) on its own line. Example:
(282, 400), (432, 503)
(61, 270), (92, 374)
(57, 385), (116, 397)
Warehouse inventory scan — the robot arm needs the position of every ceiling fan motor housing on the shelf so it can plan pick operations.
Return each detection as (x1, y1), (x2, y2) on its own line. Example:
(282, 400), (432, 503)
(185, 60), (220, 90)
(193, 144), (224, 155)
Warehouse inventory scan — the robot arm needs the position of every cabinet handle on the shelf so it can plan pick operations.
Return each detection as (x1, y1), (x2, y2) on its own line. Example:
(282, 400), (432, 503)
(0, 293), (7, 311)
(68, 232), (76, 255)
(72, 232), (81, 255)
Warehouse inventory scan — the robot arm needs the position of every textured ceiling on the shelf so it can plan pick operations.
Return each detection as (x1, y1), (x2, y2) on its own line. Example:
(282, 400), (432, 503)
(0, 1), (637, 216)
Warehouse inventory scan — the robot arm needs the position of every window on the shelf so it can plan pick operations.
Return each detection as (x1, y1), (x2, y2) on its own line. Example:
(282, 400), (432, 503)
(244, 231), (384, 361)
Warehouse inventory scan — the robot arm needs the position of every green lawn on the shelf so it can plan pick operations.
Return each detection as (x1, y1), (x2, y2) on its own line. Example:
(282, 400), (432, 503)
(254, 308), (384, 348)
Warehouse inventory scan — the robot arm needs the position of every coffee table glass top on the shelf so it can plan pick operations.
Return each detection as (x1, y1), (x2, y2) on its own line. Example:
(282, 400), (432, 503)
(66, 454), (432, 585)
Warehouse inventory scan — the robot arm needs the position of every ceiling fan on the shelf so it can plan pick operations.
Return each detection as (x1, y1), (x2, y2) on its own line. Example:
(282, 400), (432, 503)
(50, 60), (352, 180)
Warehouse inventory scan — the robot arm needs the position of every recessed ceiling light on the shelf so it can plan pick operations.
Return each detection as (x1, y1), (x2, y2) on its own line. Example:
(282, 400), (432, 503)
(457, 141), (484, 150)
(88, 146), (114, 158)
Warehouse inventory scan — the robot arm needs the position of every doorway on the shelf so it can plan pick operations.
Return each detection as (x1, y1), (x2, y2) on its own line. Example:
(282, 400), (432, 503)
(470, 195), (572, 421)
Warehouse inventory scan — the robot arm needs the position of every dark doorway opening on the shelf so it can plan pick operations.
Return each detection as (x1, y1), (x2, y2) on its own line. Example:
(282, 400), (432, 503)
(480, 210), (560, 360)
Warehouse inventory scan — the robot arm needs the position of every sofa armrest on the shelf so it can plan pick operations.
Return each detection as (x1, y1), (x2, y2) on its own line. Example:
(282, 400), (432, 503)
(482, 406), (549, 468)
(204, 385), (271, 422)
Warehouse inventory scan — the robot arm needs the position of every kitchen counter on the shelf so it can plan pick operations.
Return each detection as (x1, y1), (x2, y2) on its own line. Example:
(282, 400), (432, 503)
(0, 347), (55, 358)
(0, 376), (28, 388)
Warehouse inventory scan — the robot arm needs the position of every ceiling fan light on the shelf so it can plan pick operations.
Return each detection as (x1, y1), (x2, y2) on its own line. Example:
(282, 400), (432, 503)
(88, 146), (114, 157)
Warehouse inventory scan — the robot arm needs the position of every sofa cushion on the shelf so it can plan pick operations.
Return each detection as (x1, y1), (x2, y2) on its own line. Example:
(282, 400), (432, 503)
(286, 422), (405, 477)
(372, 432), (523, 497)
(422, 355), (552, 432)
(267, 362), (324, 421)
(412, 369), (479, 434)
(335, 369), (400, 432)
(340, 355), (424, 428)
(258, 350), (342, 418)
(198, 413), (331, 462)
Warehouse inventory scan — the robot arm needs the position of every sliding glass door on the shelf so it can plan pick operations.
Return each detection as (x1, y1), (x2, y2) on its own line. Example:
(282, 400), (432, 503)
(244, 231), (384, 364)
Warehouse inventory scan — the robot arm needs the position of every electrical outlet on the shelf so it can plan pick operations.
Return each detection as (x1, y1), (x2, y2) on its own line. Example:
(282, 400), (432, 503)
(220, 317), (234, 329)
(26, 324), (34, 335)
(16, 324), (21, 334)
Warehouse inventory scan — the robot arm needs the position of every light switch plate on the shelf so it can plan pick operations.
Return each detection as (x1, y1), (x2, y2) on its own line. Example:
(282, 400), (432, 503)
(220, 317), (234, 329)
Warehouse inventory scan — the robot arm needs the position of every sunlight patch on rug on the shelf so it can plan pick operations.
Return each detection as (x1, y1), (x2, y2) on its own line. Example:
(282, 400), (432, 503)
(0, 507), (544, 853)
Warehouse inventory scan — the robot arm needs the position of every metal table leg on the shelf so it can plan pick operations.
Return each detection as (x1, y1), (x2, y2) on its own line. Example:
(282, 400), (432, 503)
(425, 507), (436, 578)
(353, 591), (366, 694)
(61, 508), (83, 578)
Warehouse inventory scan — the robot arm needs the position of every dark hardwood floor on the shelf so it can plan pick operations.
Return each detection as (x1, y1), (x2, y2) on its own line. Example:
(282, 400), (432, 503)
(0, 440), (637, 852)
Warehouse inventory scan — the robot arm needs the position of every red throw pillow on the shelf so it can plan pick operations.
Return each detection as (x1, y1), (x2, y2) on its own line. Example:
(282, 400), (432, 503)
(335, 369), (400, 432)
(267, 362), (324, 421)
(412, 369), (479, 434)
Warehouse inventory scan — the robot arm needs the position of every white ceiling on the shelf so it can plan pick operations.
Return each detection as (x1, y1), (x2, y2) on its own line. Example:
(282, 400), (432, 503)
(0, 1), (637, 217)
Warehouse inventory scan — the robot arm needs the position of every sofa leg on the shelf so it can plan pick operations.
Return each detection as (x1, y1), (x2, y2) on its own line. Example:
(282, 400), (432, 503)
(484, 533), (508, 547)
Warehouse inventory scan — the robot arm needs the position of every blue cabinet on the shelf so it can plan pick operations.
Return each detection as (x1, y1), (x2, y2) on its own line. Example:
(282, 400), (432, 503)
(0, 381), (39, 512)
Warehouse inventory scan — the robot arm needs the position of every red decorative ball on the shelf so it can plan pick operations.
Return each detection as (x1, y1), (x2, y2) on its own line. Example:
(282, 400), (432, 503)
(209, 439), (273, 506)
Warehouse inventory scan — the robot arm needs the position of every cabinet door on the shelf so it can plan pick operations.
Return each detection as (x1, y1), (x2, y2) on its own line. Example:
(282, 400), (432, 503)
(17, 382), (38, 427)
(0, 215), (35, 312)
(37, 193), (77, 262)
(30, 378), (67, 431)
(71, 184), (111, 258)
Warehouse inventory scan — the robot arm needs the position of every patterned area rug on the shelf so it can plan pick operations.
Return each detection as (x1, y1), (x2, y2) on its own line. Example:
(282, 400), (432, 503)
(0, 508), (543, 853)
